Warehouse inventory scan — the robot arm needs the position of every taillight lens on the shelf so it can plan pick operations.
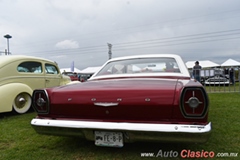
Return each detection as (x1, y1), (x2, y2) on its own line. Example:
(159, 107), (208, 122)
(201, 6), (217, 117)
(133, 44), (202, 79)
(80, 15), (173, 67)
(32, 90), (49, 114)
(180, 87), (209, 119)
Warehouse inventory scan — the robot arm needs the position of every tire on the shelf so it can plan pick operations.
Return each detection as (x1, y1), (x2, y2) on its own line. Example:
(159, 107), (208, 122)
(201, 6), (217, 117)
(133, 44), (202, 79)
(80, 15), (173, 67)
(12, 93), (32, 114)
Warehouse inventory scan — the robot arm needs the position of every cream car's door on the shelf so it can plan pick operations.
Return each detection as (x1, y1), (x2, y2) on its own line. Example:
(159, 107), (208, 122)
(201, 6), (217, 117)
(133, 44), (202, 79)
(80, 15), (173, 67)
(44, 63), (61, 88)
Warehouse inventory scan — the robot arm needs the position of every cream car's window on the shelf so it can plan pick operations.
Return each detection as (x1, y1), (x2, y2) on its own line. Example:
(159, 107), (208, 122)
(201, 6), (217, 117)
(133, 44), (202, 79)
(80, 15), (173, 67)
(17, 62), (42, 73)
(45, 64), (59, 74)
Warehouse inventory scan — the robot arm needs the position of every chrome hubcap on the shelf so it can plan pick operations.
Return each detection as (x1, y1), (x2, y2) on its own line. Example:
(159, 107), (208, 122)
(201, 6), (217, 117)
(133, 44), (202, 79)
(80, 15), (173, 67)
(15, 95), (27, 109)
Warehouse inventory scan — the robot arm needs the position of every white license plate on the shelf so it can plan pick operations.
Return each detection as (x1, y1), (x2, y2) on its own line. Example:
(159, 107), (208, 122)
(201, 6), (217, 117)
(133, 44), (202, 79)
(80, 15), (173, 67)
(95, 131), (123, 147)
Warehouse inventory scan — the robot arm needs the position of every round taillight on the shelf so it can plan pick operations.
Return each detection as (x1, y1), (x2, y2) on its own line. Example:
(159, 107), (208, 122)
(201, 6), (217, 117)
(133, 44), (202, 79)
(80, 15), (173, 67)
(32, 90), (49, 114)
(36, 98), (46, 107)
(180, 87), (209, 118)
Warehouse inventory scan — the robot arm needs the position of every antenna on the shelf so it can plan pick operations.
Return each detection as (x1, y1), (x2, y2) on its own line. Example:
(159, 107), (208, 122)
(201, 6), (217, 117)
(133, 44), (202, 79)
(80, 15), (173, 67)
(107, 43), (112, 59)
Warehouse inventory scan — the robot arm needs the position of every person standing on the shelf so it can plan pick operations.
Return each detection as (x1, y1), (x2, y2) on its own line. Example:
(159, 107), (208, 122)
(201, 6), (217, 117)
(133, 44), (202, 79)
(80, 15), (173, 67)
(193, 61), (202, 82)
(229, 67), (235, 85)
(224, 67), (229, 79)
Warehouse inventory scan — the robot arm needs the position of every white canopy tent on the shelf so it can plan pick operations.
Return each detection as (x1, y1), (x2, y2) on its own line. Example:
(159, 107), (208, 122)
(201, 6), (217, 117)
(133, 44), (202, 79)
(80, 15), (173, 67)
(221, 58), (240, 67)
(79, 66), (101, 74)
(185, 60), (220, 69)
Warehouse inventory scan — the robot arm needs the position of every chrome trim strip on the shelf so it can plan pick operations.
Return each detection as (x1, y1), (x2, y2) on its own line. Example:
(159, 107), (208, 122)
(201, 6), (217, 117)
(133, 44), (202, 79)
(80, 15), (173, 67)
(94, 102), (119, 107)
(31, 119), (211, 133)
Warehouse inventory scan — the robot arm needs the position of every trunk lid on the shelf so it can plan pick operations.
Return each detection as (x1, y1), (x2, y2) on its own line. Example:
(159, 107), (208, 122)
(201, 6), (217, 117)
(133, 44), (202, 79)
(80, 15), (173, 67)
(49, 78), (179, 122)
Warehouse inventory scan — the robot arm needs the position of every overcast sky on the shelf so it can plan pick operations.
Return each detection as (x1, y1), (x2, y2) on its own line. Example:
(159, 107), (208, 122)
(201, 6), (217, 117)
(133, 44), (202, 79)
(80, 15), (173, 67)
(1, 0), (240, 70)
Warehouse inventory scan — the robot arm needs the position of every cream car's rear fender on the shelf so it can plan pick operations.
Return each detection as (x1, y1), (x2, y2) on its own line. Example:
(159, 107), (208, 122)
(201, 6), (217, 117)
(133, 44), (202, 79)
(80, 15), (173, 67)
(0, 83), (33, 113)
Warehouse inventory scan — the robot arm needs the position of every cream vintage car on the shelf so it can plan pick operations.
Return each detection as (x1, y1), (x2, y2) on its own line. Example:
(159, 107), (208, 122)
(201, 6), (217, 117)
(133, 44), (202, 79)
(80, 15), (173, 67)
(0, 55), (72, 114)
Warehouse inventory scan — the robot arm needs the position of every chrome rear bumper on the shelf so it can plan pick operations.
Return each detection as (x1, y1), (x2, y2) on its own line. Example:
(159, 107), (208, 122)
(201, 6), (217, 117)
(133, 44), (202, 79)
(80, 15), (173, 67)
(31, 119), (211, 143)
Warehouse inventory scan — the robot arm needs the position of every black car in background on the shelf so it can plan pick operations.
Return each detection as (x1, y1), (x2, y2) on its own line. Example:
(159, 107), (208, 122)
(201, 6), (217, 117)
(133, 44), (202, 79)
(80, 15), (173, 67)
(204, 69), (230, 85)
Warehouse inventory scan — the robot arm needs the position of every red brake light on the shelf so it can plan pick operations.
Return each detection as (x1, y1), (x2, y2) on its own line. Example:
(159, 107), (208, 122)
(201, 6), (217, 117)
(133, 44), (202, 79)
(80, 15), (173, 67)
(32, 90), (49, 114)
(180, 87), (209, 119)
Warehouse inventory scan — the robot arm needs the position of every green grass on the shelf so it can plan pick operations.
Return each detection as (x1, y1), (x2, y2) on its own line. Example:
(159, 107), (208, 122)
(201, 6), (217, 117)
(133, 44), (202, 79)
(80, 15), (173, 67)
(0, 93), (239, 160)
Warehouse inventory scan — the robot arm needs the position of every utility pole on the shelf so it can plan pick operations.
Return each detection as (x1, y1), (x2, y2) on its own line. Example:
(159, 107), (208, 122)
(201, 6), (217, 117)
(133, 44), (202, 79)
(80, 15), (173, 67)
(107, 43), (112, 60)
(4, 34), (12, 55)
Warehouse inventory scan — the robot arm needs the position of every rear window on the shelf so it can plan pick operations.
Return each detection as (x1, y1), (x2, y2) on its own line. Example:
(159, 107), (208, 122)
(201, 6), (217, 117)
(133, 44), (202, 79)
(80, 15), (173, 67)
(96, 57), (180, 76)
(17, 62), (42, 73)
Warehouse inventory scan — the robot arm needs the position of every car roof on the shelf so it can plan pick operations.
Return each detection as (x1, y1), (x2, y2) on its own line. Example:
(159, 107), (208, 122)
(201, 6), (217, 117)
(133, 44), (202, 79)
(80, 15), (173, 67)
(0, 55), (56, 67)
(107, 54), (182, 62)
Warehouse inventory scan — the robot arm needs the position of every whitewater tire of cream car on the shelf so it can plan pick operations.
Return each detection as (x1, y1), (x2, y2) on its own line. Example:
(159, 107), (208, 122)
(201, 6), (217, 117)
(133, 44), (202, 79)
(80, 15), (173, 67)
(31, 54), (211, 147)
(0, 55), (72, 114)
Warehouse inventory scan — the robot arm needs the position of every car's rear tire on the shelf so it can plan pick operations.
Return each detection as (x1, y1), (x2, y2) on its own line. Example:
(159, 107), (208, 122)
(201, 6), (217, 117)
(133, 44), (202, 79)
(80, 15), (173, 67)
(12, 93), (32, 114)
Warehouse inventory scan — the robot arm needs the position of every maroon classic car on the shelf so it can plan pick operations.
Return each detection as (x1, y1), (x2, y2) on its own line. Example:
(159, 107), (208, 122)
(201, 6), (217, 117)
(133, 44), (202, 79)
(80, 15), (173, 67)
(62, 72), (79, 81)
(31, 54), (211, 147)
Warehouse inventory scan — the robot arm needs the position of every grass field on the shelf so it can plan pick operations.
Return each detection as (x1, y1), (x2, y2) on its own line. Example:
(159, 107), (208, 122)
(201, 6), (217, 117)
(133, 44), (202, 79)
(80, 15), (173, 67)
(0, 93), (239, 160)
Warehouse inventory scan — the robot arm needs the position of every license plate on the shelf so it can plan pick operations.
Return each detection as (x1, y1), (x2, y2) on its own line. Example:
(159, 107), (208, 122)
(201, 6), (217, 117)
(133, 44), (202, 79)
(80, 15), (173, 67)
(95, 131), (123, 147)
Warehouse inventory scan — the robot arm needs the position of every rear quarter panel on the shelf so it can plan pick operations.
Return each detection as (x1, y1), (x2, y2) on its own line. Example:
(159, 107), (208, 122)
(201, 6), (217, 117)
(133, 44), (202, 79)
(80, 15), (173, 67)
(0, 83), (32, 112)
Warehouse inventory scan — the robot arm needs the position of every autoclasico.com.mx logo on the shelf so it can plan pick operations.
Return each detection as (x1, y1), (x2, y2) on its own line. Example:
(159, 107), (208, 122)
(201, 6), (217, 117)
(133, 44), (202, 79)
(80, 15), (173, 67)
(140, 149), (238, 158)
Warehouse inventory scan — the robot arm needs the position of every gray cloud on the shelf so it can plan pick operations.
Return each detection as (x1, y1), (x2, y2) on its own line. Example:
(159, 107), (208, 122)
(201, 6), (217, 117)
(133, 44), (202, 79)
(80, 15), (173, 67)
(55, 40), (79, 49)
(1, 0), (240, 70)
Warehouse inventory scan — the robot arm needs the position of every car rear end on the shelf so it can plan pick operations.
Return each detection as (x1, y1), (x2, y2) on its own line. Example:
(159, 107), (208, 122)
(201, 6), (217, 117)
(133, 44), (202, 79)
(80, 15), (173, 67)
(31, 77), (211, 147)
